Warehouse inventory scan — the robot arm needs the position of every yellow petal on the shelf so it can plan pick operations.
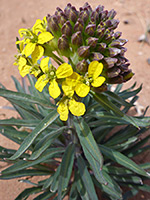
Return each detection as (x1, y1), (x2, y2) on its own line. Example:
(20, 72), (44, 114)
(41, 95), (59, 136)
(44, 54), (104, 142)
(32, 45), (44, 64)
(62, 81), (74, 97)
(56, 63), (73, 79)
(32, 19), (43, 33)
(88, 61), (104, 79)
(23, 42), (36, 57)
(18, 57), (27, 67)
(69, 99), (85, 116)
(57, 102), (69, 121)
(19, 28), (27, 38)
(38, 32), (54, 44)
(92, 76), (106, 87)
(75, 83), (90, 97)
(65, 72), (81, 87)
(35, 74), (48, 92)
(40, 57), (49, 73)
(49, 79), (61, 99)
(18, 65), (30, 77)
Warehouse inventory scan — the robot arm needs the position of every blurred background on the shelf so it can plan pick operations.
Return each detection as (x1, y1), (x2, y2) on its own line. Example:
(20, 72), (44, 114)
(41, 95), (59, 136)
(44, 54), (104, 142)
(0, 0), (150, 199)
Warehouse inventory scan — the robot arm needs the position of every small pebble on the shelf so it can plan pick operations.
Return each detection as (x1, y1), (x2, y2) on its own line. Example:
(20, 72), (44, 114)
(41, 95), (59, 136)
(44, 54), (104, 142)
(123, 20), (129, 24)
(147, 58), (150, 65)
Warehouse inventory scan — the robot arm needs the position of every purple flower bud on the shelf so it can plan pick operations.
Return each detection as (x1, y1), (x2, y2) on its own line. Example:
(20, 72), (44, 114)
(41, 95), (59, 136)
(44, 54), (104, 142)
(82, 2), (92, 13)
(107, 9), (117, 19)
(79, 9), (89, 24)
(104, 57), (118, 68)
(61, 21), (72, 37)
(120, 47), (127, 56)
(110, 39), (128, 47)
(110, 19), (120, 29)
(96, 28), (105, 38)
(92, 52), (104, 61)
(64, 4), (78, 23)
(76, 59), (88, 73)
(107, 75), (124, 84)
(47, 15), (60, 34)
(78, 46), (90, 58)
(122, 70), (134, 82)
(95, 5), (104, 14)
(56, 11), (67, 26)
(100, 10), (108, 21)
(113, 31), (122, 39)
(85, 24), (96, 36)
(108, 47), (121, 57)
(97, 43), (107, 52)
(71, 31), (83, 46)
(87, 37), (99, 48)
(74, 18), (84, 32)
(116, 56), (129, 66)
(58, 34), (69, 51)
(107, 67), (121, 78)
(91, 10), (99, 23)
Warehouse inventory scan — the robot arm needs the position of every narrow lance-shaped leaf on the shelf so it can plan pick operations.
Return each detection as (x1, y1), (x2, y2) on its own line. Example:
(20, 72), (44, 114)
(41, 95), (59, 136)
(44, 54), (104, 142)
(74, 117), (107, 185)
(8, 110), (59, 160)
(0, 88), (56, 109)
(99, 145), (150, 178)
(77, 155), (98, 200)
(58, 143), (75, 200)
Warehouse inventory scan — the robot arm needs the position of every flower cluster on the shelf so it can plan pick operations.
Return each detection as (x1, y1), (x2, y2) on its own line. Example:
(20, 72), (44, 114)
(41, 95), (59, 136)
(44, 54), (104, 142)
(14, 3), (133, 121)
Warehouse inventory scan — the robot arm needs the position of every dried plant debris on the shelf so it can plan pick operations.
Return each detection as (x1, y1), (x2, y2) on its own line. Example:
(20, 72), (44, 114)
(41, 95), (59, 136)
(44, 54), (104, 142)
(138, 23), (150, 45)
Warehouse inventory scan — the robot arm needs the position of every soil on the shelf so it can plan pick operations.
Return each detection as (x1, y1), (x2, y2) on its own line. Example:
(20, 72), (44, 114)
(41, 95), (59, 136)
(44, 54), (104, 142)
(0, 0), (150, 199)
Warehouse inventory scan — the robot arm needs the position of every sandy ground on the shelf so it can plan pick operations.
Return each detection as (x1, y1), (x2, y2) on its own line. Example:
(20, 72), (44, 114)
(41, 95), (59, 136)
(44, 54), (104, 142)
(0, 0), (150, 199)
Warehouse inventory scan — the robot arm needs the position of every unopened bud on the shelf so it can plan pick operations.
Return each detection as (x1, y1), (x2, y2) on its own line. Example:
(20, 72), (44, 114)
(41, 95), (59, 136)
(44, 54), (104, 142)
(113, 31), (122, 39)
(56, 10), (67, 27)
(58, 34), (69, 51)
(122, 70), (134, 82)
(79, 9), (89, 24)
(82, 2), (92, 13)
(47, 15), (60, 35)
(85, 24), (96, 36)
(108, 47), (121, 57)
(87, 37), (98, 48)
(96, 27), (105, 38)
(61, 21), (72, 37)
(100, 10), (108, 21)
(65, 4), (78, 23)
(74, 18), (84, 32)
(104, 57), (118, 68)
(71, 31), (82, 47)
(92, 52), (104, 61)
(107, 9), (117, 19)
(95, 5), (104, 14)
(91, 10), (99, 23)
(78, 46), (90, 58)
(110, 39), (128, 47)
(107, 67), (121, 78)
(120, 47), (127, 56)
(110, 19), (120, 29)
(97, 43), (107, 52)
(107, 75), (123, 84)
(76, 59), (88, 73)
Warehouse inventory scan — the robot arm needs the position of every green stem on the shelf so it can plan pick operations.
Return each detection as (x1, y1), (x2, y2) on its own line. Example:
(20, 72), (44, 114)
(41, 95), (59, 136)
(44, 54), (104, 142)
(51, 52), (65, 64)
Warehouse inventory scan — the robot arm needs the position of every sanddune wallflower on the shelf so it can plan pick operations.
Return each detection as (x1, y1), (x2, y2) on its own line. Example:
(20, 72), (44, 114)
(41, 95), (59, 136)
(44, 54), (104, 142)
(35, 57), (73, 99)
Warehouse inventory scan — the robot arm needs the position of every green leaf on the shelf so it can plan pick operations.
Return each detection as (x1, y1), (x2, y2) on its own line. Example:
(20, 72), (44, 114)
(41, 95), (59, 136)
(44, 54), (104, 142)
(0, 169), (50, 180)
(77, 155), (98, 200)
(42, 174), (55, 190)
(50, 165), (61, 193)
(93, 170), (123, 200)
(0, 88), (55, 109)
(113, 175), (143, 184)
(2, 148), (64, 174)
(29, 126), (66, 160)
(69, 182), (79, 200)
(11, 76), (25, 93)
(74, 117), (107, 185)
(0, 118), (40, 127)
(15, 187), (42, 200)
(75, 171), (89, 200)
(33, 191), (55, 200)
(8, 110), (59, 160)
(99, 145), (150, 178)
(58, 143), (75, 199)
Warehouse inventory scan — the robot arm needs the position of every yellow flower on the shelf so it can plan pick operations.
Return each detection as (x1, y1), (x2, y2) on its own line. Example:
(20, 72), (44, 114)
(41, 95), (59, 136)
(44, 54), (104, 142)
(57, 97), (86, 121)
(62, 61), (106, 98)
(17, 17), (54, 63)
(35, 57), (73, 99)
(14, 56), (41, 77)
